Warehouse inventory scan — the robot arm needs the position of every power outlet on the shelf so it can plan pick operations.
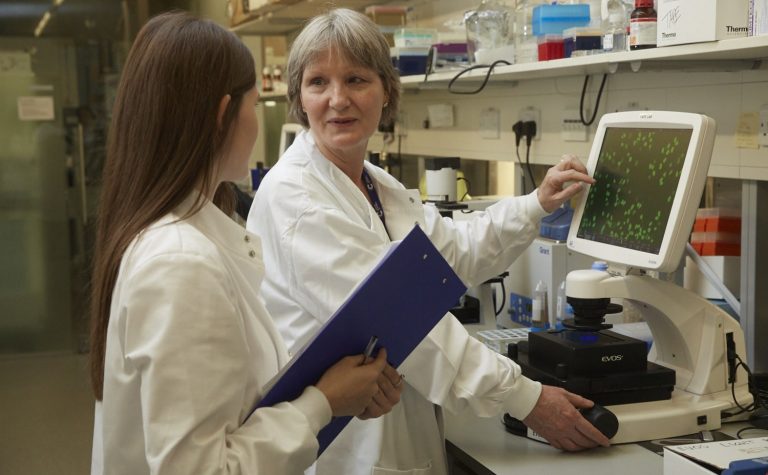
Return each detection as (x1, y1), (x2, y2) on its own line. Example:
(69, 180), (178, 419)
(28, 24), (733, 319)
(518, 106), (540, 141)
(759, 106), (768, 147)
(561, 109), (588, 142)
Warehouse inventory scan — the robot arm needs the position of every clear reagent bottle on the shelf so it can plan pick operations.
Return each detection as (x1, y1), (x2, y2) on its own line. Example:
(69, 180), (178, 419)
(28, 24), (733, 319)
(532, 280), (549, 330)
(556, 280), (567, 329)
(602, 0), (628, 52)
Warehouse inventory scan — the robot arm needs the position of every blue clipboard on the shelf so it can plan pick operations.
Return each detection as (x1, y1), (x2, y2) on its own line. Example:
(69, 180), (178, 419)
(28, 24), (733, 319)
(252, 225), (467, 455)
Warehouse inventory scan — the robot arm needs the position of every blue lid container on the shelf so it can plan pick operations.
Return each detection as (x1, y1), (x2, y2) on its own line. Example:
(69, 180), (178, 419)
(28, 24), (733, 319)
(539, 206), (573, 241)
(532, 4), (590, 36)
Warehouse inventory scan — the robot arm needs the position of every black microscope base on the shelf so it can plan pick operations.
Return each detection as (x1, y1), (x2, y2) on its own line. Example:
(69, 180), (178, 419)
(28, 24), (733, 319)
(513, 345), (676, 406)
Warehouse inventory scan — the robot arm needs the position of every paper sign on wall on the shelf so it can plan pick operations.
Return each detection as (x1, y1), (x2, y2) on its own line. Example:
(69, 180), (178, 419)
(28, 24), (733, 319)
(427, 104), (454, 128)
(18, 96), (55, 121)
(735, 112), (759, 149)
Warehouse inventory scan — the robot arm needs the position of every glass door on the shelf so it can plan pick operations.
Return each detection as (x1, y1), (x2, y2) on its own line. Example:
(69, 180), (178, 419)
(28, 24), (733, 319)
(0, 34), (122, 355)
(1, 38), (81, 353)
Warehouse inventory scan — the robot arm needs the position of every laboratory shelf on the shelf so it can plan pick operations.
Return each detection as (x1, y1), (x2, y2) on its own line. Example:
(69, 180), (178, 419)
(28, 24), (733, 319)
(230, 0), (426, 36)
(401, 35), (768, 89)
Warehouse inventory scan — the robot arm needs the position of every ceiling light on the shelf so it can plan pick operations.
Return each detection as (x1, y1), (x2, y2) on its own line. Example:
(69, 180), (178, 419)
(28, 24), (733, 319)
(34, 11), (51, 37)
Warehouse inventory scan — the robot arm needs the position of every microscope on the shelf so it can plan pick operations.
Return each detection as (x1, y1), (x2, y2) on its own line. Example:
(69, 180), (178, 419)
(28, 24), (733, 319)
(510, 111), (753, 443)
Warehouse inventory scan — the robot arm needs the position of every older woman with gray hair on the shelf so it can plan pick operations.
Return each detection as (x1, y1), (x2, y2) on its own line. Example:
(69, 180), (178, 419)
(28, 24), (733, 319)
(248, 8), (606, 474)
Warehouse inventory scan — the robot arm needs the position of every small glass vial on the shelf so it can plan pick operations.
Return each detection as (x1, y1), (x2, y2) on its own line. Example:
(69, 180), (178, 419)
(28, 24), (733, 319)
(629, 0), (656, 50)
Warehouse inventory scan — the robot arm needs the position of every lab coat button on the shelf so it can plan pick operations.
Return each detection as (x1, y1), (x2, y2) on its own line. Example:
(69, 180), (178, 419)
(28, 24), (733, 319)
(244, 235), (251, 243)
(248, 250), (256, 258)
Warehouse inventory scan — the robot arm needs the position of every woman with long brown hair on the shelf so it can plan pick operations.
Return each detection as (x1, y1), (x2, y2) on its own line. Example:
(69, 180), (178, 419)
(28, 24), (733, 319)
(89, 11), (400, 474)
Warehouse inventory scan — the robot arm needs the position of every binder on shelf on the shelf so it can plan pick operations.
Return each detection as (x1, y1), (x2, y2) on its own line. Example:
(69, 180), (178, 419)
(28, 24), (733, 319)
(250, 225), (467, 454)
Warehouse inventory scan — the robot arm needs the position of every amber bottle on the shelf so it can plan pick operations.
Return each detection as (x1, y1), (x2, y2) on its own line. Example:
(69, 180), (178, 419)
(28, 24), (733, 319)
(629, 0), (657, 50)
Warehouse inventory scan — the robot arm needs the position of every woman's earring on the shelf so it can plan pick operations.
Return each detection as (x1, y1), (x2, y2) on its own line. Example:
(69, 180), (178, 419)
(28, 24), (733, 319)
(383, 102), (389, 108)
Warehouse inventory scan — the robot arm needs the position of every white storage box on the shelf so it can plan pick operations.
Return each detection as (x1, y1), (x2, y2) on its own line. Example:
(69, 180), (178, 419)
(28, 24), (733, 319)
(657, 0), (749, 47)
(683, 255), (740, 300)
(752, 0), (768, 36)
(664, 437), (768, 474)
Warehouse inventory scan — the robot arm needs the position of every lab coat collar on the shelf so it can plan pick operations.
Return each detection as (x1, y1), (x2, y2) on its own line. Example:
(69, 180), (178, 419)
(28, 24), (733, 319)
(174, 192), (262, 262)
(301, 130), (382, 234)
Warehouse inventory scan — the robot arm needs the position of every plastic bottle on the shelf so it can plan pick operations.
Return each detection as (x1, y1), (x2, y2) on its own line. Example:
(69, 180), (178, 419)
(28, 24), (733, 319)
(555, 280), (567, 329)
(531, 280), (549, 330)
(601, 0), (628, 52)
(629, 0), (656, 50)
(513, 0), (547, 64)
(464, 0), (514, 64)
(591, 260), (609, 271)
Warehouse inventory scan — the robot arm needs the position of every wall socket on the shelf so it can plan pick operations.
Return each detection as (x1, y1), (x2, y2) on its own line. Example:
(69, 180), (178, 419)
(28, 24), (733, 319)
(518, 106), (540, 141)
(561, 109), (589, 142)
(760, 106), (768, 147)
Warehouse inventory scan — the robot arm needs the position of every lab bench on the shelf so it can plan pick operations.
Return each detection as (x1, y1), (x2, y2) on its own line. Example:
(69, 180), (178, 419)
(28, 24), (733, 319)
(445, 408), (660, 475)
(444, 408), (752, 475)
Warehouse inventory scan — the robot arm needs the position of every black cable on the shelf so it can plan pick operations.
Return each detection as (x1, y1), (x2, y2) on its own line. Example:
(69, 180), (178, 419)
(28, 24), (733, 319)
(457, 176), (471, 201)
(728, 354), (763, 414)
(736, 426), (768, 439)
(515, 145), (529, 195)
(579, 73), (608, 126)
(422, 46), (436, 83)
(494, 279), (507, 317)
(524, 141), (537, 189)
(448, 60), (511, 95)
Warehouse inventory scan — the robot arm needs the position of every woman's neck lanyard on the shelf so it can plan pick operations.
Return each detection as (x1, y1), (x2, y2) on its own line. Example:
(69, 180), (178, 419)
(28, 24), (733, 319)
(361, 169), (386, 229)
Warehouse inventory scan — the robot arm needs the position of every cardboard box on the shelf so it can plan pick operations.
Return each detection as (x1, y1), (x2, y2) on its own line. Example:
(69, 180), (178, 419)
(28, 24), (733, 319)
(657, 0), (749, 47)
(664, 437), (768, 474)
(227, 0), (270, 27)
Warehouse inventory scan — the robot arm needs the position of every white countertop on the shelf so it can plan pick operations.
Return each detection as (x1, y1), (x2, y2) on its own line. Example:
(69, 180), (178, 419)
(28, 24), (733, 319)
(444, 405), (756, 475)
(445, 408), (663, 475)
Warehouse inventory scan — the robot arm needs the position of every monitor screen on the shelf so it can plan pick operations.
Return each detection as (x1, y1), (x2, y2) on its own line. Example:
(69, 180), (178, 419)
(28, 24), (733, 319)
(576, 127), (693, 254)
(567, 111), (716, 272)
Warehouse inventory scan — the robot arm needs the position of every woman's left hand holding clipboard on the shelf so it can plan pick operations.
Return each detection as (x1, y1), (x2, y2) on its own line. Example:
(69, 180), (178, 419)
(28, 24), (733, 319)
(315, 341), (402, 418)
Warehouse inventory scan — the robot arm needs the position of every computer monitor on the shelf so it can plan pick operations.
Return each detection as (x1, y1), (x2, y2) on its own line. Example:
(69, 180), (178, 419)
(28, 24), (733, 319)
(567, 111), (716, 273)
(279, 123), (304, 156)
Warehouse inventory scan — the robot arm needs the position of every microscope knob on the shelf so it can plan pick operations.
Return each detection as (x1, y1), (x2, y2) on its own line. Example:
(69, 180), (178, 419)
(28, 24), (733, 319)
(579, 404), (619, 439)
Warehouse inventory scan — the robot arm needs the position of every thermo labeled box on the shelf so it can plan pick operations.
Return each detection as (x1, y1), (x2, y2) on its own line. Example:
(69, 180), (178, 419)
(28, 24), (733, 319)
(657, 0), (749, 47)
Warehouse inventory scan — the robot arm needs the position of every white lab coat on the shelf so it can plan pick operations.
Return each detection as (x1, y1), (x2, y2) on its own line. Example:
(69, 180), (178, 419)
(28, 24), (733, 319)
(91, 195), (332, 475)
(248, 130), (545, 475)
